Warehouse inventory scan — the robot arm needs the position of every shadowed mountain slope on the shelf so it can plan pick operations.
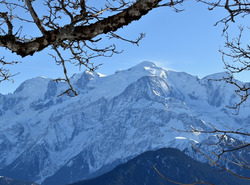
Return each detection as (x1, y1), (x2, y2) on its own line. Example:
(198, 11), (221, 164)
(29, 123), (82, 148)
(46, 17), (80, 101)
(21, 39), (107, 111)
(71, 148), (248, 185)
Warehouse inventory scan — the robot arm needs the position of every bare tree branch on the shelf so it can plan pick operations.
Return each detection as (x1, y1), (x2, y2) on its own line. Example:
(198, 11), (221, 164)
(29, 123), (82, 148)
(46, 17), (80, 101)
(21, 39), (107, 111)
(172, 123), (250, 180)
(108, 32), (145, 46)
(0, 0), (180, 57)
(0, 0), (183, 96)
(25, 0), (47, 35)
(197, 0), (250, 26)
(192, 143), (250, 180)
(153, 165), (214, 185)
(0, 12), (13, 35)
(0, 57), (20, 83)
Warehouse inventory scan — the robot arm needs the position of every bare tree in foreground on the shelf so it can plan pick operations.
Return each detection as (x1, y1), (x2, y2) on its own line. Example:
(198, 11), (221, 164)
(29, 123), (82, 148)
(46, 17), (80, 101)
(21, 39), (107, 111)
(0, 0), (249, 183)
(0, 1), (247, 98)
(0, 0), (183, 96)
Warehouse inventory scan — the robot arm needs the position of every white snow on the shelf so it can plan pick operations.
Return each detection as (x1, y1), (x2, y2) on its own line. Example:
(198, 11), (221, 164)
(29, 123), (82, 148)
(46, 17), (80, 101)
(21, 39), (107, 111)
(0, 61), (249, 184)
(175, 137), (187, 140)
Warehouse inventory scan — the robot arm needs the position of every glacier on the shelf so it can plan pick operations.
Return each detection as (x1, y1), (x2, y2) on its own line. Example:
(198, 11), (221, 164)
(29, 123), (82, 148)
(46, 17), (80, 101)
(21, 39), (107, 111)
(0, 61), (249, 184)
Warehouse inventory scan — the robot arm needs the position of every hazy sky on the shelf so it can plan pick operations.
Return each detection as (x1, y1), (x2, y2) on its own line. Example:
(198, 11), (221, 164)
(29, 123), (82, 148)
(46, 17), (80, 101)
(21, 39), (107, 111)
(0, 1), (249, 94)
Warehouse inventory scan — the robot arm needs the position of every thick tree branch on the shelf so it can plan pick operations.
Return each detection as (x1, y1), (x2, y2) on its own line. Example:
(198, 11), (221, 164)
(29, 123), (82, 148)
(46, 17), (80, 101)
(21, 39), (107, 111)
(0, 12), (13, 35)
(0, 0), (182, 96)
(0, 0), (179, 57)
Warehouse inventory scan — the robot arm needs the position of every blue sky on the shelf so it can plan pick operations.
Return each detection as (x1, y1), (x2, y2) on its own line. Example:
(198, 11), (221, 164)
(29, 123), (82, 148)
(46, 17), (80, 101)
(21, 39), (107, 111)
(0, 1), (249, 94)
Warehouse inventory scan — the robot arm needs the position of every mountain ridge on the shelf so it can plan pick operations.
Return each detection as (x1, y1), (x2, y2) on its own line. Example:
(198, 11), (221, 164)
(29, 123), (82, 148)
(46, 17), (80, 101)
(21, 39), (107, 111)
(70, 148), (249, 185)
(0, 61), (249, 184)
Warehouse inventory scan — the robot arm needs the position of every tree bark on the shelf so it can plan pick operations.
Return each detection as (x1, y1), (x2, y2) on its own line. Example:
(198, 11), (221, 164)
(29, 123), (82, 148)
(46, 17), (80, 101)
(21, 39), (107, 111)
(0, 0), (162, 57)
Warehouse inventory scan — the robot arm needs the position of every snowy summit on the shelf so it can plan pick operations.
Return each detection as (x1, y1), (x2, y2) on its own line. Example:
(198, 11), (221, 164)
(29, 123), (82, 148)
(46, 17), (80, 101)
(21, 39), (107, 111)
(0, 61), (249, 185)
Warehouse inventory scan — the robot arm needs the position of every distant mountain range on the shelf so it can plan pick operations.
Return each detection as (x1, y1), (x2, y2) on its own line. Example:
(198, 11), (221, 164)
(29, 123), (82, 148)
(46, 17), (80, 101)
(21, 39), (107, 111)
(0, 61), (249, 184)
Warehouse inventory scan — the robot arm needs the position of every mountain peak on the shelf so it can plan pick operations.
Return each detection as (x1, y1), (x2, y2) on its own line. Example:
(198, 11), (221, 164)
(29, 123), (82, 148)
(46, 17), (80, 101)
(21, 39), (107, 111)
(127, 61), (163, 76)
(203, 71), (231, 80)
(135, 61), (156, 68)
(13, 76), (50, 95)
(1, 61), (249, 185)
(71, 70), (98, 81)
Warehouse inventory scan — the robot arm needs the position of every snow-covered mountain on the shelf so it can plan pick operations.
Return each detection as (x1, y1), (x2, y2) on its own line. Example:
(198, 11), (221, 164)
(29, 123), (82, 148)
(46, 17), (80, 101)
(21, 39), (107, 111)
(0, 61), (249, 185)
